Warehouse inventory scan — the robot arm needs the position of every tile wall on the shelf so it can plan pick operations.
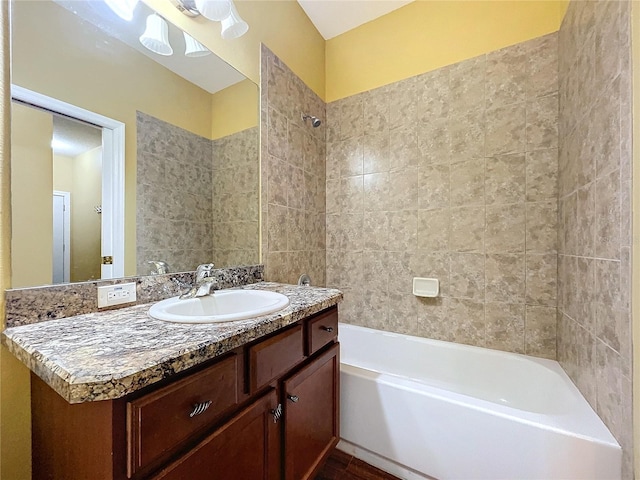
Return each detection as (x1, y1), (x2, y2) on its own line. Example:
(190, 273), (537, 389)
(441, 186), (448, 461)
(261, 45), (327, 286)
(212, 127), (260, 267)
(137, 112), (213, 274)
(325, 34), (559, 358)
(557, 0), (633, 477)
(137, 113), (260, 274)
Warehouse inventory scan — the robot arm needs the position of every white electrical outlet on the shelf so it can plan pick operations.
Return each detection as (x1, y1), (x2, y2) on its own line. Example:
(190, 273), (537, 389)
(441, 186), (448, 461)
(98, 282), (137, 308)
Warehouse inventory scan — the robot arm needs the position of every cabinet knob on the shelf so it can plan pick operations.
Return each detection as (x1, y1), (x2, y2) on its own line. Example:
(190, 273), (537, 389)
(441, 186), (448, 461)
(321, 326), (334, 332)
(287, 394), (299, 403)
(189, 400), (212, 418)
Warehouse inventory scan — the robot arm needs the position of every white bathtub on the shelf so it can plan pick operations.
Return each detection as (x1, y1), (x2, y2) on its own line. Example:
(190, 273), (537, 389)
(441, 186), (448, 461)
(338, 324), (621, 480)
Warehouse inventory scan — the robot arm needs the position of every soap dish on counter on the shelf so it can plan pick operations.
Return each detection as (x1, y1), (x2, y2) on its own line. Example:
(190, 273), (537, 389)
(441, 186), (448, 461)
(413, 277), (439, 297)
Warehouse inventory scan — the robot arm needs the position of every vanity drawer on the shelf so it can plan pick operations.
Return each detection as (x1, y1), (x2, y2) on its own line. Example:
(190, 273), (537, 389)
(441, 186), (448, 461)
(306, 308), (338, 355)
(127, 354), (239, 477)
(249, 325), (304, 393)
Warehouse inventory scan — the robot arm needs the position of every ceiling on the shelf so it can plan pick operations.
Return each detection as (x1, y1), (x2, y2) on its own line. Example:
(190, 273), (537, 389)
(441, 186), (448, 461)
(52, 115), (102, 157)
(297, 0), (415, 40)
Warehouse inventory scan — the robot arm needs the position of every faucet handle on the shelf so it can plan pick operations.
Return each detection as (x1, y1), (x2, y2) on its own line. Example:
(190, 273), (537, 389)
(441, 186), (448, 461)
(195, 263), (215, 281)
(148, 260), (170, 275)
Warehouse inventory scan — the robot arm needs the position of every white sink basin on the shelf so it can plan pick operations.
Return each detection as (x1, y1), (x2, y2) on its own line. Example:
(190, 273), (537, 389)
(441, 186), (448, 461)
(149, 289), (290, 324)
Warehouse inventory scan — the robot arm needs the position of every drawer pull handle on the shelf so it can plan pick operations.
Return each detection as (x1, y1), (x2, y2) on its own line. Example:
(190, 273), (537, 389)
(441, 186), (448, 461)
(287, 394), (299, 403)
(189, 400), (212, 418)
(321, 326), (334, 332)
(271, 403), (283, 423)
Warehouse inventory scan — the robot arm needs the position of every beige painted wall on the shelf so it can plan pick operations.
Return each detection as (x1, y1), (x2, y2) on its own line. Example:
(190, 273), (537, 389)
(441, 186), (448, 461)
(70, 147), (102, 282)
(10, 103), (53, 288)
(53, 154), (73, 192)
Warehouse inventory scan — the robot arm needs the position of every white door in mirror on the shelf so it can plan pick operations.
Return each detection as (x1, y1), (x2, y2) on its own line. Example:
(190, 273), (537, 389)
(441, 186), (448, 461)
(148, 289), (290, 324)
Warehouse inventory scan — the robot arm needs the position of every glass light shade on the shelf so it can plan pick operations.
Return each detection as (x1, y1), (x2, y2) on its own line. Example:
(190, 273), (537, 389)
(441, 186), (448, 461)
(220, 2), (248, 40)
(139, 14), (173, 56)
(183, 32), (210, 57)
(104, 0), (138, 21)
(194, 0), (231, 21)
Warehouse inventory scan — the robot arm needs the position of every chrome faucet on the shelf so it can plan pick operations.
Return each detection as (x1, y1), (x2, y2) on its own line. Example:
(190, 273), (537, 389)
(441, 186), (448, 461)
(179, 263), (219, 299)
(148, 260), (170, 275)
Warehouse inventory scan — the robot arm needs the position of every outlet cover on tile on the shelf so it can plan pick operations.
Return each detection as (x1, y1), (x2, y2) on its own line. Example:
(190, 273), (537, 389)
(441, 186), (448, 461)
(98, 283), (137, 308)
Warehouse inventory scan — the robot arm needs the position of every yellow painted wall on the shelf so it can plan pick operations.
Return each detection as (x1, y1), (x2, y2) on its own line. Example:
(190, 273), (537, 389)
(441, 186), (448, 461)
(53, 154), (74, 193)
(326, 0), (569, 101)
(211, 79), (259, 139)
(10, 103), (53, 288)
(143, 0), (326, 99)
(71, 147), (102, 282)
(13, 0), (214, 278)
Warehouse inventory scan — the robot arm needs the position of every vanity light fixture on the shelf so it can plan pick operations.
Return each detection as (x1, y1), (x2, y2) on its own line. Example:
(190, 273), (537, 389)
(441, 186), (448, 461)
(105, 0), (139, 21)
(139, 13), (173, 56)
(195, 0), (231, 21)
(183, 32), (211, 57)
(173, 0), (249, 39)
(220, 1), (248, 40)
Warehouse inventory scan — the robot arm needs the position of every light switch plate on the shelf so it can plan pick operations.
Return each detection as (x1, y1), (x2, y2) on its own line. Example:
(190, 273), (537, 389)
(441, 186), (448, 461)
(98, 282), (137, 308)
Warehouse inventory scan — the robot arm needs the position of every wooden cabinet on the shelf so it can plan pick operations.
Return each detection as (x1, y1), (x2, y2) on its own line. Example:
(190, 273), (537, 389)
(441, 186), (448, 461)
(284, 344), (340, 480)
(31, 306), (339, 480)
(153, 389), (281, 480)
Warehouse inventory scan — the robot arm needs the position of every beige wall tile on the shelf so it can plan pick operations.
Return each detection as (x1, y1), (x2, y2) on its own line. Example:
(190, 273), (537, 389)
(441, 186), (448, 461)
(363, 87), (390, 134)
(418, 116), (450, 165)
(557, 2), (632, 470)
(418, 164), (450, 210)
(486, 42), (527, 108)
(526, 33), (559, 99)
(417, 67), (450, 121)
(525, 254), (557, 306)
(340, 95), (364, 140)
(485, 302), (525, 353)
(525, 305), (557, 358)
(485, 102), (526, 155)
(485, 154), (525, 204)
(450, 158), (484, 206)
(526, 94), (558, 150)
(417, 209), (449, 252)
(388, 211), (418, 251)
(449, 253), (485, 300)
(448, 298), (486, 346)
(526, 149), (558, 201)
(363, 211), (389, 251)
(485, 254), (525, 303)
(323, 35), (560, 361)
(485, 204), (525, 253)
(388, 167), (419, 210)
(389, 77), (418, 130)
(363, 133), (390, 174)
(450, 206), (485, 252)
(449, 109), (484, 162)
(595, 169), (621, 260)
(525, 201), (558, 253)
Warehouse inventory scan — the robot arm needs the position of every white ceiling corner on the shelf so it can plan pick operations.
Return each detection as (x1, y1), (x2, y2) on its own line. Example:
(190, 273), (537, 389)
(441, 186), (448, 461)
(297, 0), (415, 40)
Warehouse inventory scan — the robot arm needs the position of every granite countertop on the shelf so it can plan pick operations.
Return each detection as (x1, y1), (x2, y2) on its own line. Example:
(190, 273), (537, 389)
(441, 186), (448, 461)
(1, 282), (342, 404)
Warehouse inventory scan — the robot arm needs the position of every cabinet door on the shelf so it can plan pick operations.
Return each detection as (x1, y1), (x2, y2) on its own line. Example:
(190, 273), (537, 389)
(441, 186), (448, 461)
(154, 389), (281, 480)
(283, 343), (339, 480)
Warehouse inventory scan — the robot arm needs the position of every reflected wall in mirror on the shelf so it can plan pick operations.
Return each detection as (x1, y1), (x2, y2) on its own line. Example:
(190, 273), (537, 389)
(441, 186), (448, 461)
(10, 0), (260, 288)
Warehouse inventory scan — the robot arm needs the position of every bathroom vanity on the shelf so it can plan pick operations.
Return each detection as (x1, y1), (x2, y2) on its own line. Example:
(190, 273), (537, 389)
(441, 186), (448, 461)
(2, 282), (342, 480)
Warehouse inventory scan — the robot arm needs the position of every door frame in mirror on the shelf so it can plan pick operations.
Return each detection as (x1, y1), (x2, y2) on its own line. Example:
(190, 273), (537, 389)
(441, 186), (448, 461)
(11, 84), (125, 280)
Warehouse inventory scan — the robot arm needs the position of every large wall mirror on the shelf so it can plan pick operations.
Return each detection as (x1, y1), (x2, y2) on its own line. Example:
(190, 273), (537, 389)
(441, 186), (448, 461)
(10, 0), (260, 288)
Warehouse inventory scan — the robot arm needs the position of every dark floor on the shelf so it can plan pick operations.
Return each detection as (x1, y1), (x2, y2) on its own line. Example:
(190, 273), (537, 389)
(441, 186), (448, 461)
(314, 449), (401, 480)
